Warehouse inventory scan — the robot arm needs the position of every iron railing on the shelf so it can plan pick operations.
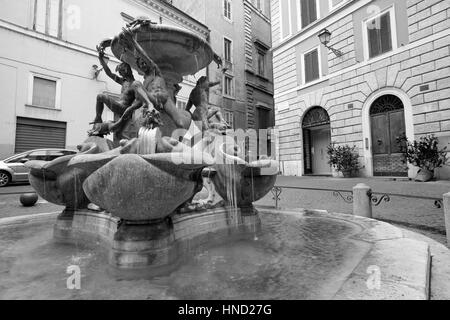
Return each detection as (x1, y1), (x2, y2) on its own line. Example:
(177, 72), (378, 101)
(271, 185), (443, 209)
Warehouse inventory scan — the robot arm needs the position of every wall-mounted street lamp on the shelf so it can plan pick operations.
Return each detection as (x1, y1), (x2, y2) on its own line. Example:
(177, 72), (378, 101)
(318, 29), (344, 57)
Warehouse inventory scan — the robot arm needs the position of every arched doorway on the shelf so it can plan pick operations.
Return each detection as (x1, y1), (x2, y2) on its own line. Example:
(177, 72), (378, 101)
(302, 107), (331, 175)
(370, 94), (408, 176)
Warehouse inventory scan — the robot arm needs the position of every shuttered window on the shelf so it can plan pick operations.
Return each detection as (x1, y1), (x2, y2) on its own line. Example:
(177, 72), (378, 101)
(224, 38), (232, 62)
(15, 117), (66, 153)
(223, 0), (232, 20)
(330, 0), (346, 10)
(32, 76), (57, 108)
(257, 51), (265, 76)
(33, 0), (62, 38)
(301, 0), (317, 28)
(367, 11), (393, 58)
(224, 111), (234, 129)
(224, 75), (234, 97)
(304, 49), (320, 83)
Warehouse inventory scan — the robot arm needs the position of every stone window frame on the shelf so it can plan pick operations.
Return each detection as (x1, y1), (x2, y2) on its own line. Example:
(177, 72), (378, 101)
(27, 72), (62, 110)
(223, 0), (233, 23)
(300, 45), (322, 85)
(296, 0), (321, 30)
(32, 0), (64, 39)
(223, 74), (235, 99)
(224, 110), (235, 129)
(362, 5), (398, 62)
(177, 99), (188, 111)
(279, 0), (293, 40)
(328, 0), (348, 12)
(223, 36), (233, 64)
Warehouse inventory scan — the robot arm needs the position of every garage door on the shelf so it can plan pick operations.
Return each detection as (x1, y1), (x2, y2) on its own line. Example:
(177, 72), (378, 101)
(15, 117), (67, 153)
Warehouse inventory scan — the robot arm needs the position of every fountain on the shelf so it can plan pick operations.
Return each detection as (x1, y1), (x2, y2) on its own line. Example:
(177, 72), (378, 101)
(24, 20), (278, 273)
(0, 18), (434, 300)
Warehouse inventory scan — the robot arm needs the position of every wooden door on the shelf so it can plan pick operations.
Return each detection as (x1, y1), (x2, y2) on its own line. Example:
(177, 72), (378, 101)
(371, 110), (407, 176)
(311, 129), (332, 175)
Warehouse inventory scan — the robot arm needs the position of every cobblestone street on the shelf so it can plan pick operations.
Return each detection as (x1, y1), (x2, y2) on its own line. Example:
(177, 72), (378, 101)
(256, 175), (450, 245)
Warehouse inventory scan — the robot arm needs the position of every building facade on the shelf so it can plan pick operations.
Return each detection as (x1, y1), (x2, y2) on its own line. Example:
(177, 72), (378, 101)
(271, 0), (450, 178)
(172, 0), (275, 135)
(0, 0), (209, 158)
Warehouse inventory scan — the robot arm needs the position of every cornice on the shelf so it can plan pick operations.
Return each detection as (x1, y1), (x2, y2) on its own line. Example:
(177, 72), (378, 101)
(243, 0), (271, 23)
(127, 0), (210, 38)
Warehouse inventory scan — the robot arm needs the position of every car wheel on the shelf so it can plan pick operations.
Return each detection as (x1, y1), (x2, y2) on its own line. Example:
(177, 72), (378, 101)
(0, 171), (11, 187)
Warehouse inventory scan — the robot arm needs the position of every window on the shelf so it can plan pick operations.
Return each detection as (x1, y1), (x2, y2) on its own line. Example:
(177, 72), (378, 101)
(329, 0), (347, 11)
(303, 47), (320, 84)
(177, 100), (187, 111)
(300, 0), (318, 29)
(33, 0), (62, 37)
(365, 10), (394, 59)
(255, 0), (263, 11)
(32, 77), (57, 108)
(257, 51), (266, 76)
(27, 151), (48, 161)
(223, 0), (232, 21)
(224, 38), (232, 63)
(224, 111), (234, 129)
(223, 75), (234, 97)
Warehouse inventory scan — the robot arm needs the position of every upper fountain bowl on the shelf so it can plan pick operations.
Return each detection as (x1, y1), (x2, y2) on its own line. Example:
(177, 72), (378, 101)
(111, 23), (214, 80)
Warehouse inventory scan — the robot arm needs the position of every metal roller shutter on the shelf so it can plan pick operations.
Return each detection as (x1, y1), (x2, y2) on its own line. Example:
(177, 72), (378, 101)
(15, 117), (67, 153)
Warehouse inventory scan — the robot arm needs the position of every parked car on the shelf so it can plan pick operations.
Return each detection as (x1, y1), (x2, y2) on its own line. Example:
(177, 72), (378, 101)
(0, 149), (77, 187)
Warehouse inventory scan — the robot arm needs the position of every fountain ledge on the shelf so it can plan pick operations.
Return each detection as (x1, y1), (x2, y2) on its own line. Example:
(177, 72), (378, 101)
(53, 206), (261, 274)
(257, 207), (431, 300)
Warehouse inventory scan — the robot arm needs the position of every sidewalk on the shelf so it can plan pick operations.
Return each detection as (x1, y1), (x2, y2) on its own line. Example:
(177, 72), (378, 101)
(256, 175), (450, 245)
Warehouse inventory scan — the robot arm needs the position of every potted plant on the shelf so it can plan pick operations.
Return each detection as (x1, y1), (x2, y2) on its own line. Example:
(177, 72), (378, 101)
(327, 143), (361, 178)
(397, 134), (448, 182)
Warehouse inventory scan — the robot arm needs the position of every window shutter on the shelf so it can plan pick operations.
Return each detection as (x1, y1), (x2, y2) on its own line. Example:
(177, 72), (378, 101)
(308, 0), (317, 24)
(311, 50), (319, 80)
(380, 12), (392, 53)
(32, 77), (57, 108)
(34, 0), (47, 33)
(304, 49), (319, 83)
(301, 0), (309, 28)
(48, 0), (60, 37)
(301, 0), (317, 28)
(368, 22), (380, 58)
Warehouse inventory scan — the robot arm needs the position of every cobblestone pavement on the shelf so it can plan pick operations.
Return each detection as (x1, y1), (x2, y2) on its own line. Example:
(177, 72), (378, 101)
(256, 175), (450, 245)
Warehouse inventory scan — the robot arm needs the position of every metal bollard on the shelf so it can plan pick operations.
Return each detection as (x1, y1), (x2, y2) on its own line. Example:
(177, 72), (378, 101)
(353, 183), (372, 218)
(443, 192), (450, 246)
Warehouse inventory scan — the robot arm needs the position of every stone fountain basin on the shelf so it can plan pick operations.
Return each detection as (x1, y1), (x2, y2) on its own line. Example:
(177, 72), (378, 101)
(0, 208), (431, 299)
(71, 152), (213, 221)
(111, 24), (214, 79)
(26, 137), (115, 209)
(211, 143), (279, 207)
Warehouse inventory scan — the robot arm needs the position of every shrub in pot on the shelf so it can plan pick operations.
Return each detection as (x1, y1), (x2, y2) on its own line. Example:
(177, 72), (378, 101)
(397, 134), (448, 182)
(327, 144), (361, 178)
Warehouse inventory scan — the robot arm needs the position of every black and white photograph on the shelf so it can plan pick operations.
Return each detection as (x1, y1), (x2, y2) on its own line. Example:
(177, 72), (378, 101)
(0, 0), (449, 307)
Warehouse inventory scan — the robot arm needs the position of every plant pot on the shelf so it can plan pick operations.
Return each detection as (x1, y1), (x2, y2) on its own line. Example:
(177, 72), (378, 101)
(415, 168), (434, 182)
(342, 170), (353, 178)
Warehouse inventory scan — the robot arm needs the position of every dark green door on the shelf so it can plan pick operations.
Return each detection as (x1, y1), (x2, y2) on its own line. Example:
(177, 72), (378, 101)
(370, 95), (407, 177)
